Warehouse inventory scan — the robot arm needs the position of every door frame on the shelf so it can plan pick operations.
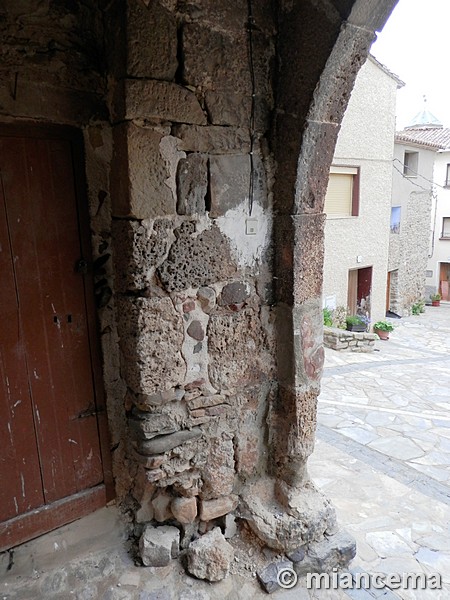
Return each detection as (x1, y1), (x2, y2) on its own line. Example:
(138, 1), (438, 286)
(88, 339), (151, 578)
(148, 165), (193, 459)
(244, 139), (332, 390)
(0, 122), (114, 551)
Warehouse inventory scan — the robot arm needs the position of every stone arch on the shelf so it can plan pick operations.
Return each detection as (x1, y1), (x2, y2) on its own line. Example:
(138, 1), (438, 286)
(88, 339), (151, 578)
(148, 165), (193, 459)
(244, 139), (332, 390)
(0, 0), (400, 573)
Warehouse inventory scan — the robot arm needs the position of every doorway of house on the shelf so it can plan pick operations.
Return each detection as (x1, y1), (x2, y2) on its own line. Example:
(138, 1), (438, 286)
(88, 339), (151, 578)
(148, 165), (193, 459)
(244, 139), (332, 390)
(347, 266), (373, 316)
(0, 125), (111, 551)
(386, 269), (399, 313)
(439, 263), (450, 301)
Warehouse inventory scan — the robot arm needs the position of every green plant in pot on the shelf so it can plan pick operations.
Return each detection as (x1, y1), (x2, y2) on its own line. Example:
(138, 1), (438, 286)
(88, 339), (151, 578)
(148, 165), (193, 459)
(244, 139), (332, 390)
(430, 293), (441, 307)
(373, 320), (394, 340)
(346, 315), (366, 332)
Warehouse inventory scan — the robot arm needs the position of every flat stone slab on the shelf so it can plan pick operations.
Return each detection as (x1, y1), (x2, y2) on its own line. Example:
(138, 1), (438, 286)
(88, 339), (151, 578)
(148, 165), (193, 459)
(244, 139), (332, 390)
(368, 437), (424, 460)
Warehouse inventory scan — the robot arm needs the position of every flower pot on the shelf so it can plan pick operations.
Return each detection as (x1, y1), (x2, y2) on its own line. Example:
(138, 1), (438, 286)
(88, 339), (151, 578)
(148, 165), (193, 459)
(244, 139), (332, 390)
(432, 300), (440, 307)
(374, 328), (390, 340)
(346, 324), (366, 332)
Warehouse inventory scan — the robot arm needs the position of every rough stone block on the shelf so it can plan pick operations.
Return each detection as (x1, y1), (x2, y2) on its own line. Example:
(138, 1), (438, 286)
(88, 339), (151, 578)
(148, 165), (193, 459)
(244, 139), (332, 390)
(186, 528), (234, 582)
(294, 120), (340, 214)
(177, 0), (248, 32)
(207, 309), (274, 390)
(235, 433), (260, 478)
(127, 1), (178, 79)
(241, 478), (337, 553)
(257, 560), (294, 594)
(171, 496), (198, 524)
(294, 531), (356, 576)
(176, 153), (208, 215)
(205, 91), (251, 127)
(200, 437), (235, 499)
(117, 296), (185, 395)
(187, 395), (225, 410)
(292, 213), (326, 304)
(133, 388), (186, 411)
(133, 451), (166, 470)
(138, 427), (202, 455)
(172, 124), (250, 154)
(112, 219), (172, 292)
(111, 123), (175, 219)
(199, 495), (238, 521)
(139, 525), (180, 567)
(0, 79), (105, 125)
(152, 490), (173, 523)
(219, 281), (249, 306)
(209, 155), (250, 217)
(129, 412), (178, 440)
(308, 23), (374, 127)
(125, 79), (206, 125)
(224, 513), (237, 539)
(182, 23), (251, 93)
(157, 221), (236, 292)
(348, 1), (395, 34)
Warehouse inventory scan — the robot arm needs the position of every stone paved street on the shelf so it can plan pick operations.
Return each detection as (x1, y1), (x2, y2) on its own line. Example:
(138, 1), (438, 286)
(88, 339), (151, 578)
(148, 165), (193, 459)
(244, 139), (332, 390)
(310, 303), (450, 599)
(2, 305), (450, 599)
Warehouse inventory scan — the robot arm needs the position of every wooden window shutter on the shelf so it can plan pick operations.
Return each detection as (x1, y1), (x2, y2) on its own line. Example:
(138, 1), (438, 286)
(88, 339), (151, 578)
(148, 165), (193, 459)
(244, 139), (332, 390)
(324, 173), (353, 216)
(443, 217), (450, 238)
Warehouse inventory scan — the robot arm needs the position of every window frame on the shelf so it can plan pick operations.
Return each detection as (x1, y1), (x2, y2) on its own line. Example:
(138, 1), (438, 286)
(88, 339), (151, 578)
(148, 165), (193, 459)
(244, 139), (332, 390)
(324, 165), (360, 218)
(403, 151), (418, 178)
(441, 217), (450, 239)
(390, 206), (401, 234)
(445, 164), (450, 188)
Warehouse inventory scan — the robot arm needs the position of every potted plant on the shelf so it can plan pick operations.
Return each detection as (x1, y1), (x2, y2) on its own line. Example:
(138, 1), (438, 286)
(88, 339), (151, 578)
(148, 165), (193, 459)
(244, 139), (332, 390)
(373, 320), (394, 340)
(346, 315), (366, 332)
(430, 293), (441, 307)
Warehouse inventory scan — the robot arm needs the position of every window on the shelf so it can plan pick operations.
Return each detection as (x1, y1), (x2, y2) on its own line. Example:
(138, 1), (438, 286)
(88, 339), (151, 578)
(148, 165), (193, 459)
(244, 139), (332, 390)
(441, 217), (450, 239)
(390, 206), (401, 234)
(324, 166), (360, 217)
(445, 164), (450, 187)
(403, 151), (418, 177)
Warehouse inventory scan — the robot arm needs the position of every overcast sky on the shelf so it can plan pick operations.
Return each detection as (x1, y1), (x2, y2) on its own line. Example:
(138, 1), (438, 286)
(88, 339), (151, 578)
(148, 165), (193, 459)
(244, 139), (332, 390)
(370, 0), (450, 130)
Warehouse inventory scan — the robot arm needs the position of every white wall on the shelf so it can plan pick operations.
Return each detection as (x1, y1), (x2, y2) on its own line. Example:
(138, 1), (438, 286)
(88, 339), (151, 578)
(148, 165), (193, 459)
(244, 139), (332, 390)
(427, 150), (450, 296)
(323, 57), (398, 325)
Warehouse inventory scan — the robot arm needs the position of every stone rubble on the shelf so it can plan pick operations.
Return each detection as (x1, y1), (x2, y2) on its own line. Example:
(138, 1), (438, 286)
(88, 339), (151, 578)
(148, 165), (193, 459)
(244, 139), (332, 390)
(139, 525), (180, 567)
(186, 528), (234, 582)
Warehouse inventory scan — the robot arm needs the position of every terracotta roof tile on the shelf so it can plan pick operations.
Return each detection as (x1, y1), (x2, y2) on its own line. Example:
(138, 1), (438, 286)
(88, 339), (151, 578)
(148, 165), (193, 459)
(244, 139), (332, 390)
(395, 128), (450, 150)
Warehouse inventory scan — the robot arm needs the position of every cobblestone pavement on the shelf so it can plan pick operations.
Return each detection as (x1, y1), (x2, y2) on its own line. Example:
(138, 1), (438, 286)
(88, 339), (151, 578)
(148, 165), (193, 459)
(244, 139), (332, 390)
(310, 303), (450, 600)
(2, 306), (450, 599)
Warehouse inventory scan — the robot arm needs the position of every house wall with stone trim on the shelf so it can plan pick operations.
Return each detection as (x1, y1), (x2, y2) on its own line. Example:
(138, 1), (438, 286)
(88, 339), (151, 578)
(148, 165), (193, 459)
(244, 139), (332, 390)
(389, 141), (435, 315)
(0, 0), (398, 579)
(426, 149), (450, 298)
(323, 56), (399, 325)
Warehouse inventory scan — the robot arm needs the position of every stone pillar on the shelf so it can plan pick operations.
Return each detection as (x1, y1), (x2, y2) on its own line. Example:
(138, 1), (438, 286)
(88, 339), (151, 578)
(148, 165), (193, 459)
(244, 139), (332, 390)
(242, 0), (398, 554)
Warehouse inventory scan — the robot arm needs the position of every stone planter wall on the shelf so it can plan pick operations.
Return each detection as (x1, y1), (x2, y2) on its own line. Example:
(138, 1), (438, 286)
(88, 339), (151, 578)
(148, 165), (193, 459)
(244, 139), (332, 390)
(323, 326), (377, 352)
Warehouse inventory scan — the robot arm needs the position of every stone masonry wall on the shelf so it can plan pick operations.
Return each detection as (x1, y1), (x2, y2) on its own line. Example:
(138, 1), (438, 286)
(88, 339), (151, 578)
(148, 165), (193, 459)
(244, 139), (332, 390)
(388, 191), (431, 316)
(108, 0), (278, 549)
(0, 0), (399, 582)
(323, 327), (377, 352)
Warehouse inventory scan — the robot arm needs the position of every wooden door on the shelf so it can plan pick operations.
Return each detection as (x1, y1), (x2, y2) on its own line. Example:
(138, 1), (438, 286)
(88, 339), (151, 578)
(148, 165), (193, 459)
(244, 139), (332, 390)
(347, 269), (358, 314)
(0, 126), (111, 551)
(386, 271), (391, 312)
(439, 262), (450, 301)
